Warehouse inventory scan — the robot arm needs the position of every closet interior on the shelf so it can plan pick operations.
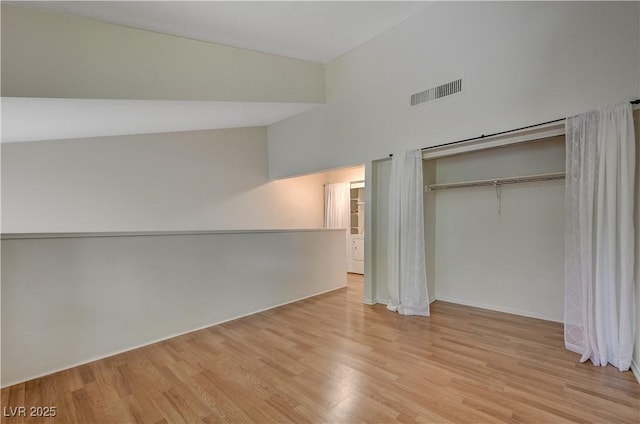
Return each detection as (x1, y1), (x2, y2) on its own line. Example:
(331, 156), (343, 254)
(372, 134), (567, 321)
(424, 135), (566, 321)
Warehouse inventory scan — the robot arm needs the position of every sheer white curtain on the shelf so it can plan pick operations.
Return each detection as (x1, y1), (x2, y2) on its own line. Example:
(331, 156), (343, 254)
(387, 149), (430, 316)
(324, 183), (350, 229)
(324, 182), (351, 269)
(565, 102), (636, 371)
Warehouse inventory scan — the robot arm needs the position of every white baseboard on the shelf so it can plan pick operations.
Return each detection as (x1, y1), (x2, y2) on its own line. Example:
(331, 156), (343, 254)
(631, 359), (640, 384)
(362, 296), (389, 305)
(434, 296), (562, 323)
(364, 295), (555, 322)
(362, 298), (388, 305)
(363, 298), (435, 306)
(1, 284), (347, 389)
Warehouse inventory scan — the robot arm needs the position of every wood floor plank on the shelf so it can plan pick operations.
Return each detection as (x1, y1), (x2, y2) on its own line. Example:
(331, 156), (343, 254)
(2, 273), (639, 423)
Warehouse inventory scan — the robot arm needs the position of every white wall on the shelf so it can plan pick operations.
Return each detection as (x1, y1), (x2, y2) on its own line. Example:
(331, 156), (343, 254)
(423, 160), (437, 302)
(268, 2), (640, 178)
(1, 127), (325, 233)
(371, 158), (390, 303)
(435, 138), (565, 322)
(1, 3), (324, 102)
(434, 136), (566, 184)
(633, 109), (640, 380)
(434, 189), (565, 322)
(1, 229), (347, 387)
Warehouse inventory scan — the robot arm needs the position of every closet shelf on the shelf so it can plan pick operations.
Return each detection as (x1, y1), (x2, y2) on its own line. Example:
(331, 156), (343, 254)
(426, 172), (565, 192)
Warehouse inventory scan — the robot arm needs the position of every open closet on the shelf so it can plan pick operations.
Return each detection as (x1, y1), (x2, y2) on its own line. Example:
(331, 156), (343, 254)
(424, 135), (566, 321)
(371, 127), (568, 321)
(369, 104), (639, 375)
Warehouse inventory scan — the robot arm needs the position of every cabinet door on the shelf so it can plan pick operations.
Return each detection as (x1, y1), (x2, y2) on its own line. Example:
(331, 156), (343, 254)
(353, 238), (364, 261)
(350, 237), (364, 274)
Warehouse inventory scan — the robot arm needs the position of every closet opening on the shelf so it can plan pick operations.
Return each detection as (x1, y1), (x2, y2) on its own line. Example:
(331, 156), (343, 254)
(423, 135), (566, 321)
(369, 129), (568, 314)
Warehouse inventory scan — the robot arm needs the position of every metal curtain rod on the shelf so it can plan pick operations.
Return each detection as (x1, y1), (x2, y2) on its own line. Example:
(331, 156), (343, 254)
(427, 172), (566, 192)
(388, 99), (640, 157)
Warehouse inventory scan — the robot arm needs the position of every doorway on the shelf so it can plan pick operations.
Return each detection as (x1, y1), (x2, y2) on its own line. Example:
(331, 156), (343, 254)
(349, 180), (365, 274)
(321, 165), (366, 277)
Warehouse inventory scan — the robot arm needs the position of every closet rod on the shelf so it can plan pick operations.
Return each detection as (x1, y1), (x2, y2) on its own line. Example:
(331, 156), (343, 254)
(388, 99), (640, 157)
(427, 172), (565, 192)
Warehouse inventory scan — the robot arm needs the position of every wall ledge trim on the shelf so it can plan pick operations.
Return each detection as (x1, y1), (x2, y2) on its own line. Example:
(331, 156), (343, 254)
(1, 228), (341, 240)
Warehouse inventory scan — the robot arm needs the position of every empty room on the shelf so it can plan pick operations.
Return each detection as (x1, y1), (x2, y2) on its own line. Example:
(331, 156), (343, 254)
(2, 1), (639, 423)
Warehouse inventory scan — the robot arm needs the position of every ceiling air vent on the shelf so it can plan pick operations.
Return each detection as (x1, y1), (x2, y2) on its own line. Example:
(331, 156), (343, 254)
(410, 78), (463, 107)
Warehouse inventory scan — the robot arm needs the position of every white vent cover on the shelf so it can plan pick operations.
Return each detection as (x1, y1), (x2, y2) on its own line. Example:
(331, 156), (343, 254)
(410, 78), (463, 106)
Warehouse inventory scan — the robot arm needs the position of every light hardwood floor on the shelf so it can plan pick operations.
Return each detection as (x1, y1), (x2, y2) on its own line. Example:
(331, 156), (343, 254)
(2, 274), (639, 423)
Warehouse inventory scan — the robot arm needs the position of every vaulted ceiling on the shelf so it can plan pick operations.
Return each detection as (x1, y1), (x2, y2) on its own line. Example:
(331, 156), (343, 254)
(2, 1), (432, 143)
(16, 1), (431, 64)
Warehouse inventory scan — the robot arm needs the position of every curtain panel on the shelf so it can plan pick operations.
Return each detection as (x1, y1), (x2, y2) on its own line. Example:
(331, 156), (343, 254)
(324, 182), (351, 272)
(564, 102), (636, 371)
(387, 149), (430, 316)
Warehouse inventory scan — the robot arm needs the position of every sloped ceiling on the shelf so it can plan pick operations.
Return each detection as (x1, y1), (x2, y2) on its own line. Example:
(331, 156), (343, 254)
(2, 1), (431, 142)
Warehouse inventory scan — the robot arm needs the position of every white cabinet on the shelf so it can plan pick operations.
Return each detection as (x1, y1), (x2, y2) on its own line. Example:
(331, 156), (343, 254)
(349, 234), (364, 274)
